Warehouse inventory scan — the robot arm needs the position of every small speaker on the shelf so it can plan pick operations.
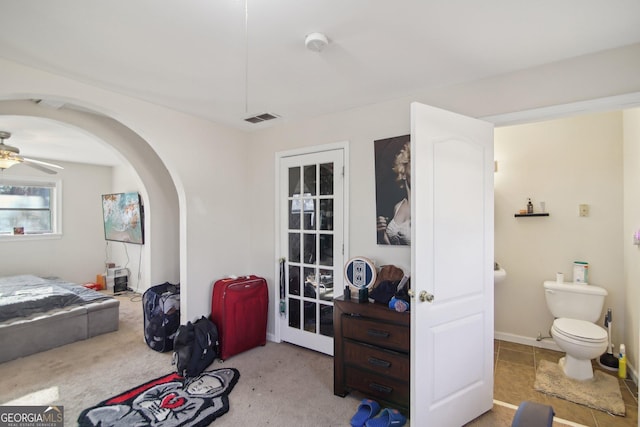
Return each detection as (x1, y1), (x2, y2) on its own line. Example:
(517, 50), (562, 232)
(114, 274), (128, 294)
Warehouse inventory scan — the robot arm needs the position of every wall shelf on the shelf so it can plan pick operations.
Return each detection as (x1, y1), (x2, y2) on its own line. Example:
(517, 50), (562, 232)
(514, 213), (550, 217)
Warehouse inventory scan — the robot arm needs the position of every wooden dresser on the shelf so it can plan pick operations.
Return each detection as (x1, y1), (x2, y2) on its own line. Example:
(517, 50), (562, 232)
(333, 296), (410, 413)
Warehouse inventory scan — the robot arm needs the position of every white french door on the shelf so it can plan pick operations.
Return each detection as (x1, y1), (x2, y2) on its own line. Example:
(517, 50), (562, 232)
(278, 148), (344, 355)
(411, 102), (494, 426)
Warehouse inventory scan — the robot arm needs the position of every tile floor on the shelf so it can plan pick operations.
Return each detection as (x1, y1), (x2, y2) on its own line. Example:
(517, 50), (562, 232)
(494, 339), (638, 427)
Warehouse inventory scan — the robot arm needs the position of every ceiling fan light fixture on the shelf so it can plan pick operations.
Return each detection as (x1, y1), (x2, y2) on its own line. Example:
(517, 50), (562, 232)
(0, 130), (61, 174)
(0, 156), (21, 170)
(305, 32), (329, 52)
(0, 131), (21, 169)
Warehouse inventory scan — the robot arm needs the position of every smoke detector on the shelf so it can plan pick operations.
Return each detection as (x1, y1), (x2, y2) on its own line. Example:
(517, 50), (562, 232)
(305, 32), (329, 52)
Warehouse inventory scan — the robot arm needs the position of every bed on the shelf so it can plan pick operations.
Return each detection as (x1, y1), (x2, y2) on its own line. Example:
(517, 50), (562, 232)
(0, 274), (120, 363)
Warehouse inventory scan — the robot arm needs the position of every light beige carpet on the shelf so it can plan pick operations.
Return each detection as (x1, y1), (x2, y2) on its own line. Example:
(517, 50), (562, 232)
(534, 359), (625, 416)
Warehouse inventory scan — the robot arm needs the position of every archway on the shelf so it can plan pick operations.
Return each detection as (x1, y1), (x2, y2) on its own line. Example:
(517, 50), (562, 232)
(0, 98), (180, 290)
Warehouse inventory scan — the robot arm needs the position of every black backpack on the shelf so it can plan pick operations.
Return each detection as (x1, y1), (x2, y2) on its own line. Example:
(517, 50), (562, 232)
(142, 283), (180, 352)
(172, 316), (219, 377)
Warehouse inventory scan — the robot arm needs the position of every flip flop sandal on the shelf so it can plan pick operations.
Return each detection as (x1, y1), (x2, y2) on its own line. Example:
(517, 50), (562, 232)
(350, 399), (381, 427)
(364, 408), (407, 427)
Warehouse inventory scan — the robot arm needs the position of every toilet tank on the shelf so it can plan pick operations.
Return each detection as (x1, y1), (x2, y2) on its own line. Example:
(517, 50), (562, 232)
(543, 281), (607, 322)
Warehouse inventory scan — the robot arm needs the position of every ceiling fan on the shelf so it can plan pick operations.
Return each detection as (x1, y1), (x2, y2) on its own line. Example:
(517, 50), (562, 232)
(0, 131), (64, 174)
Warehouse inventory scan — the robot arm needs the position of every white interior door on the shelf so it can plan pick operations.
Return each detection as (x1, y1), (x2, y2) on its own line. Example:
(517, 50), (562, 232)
(278, 149), (344, 355)
(410, 102), (494, 426)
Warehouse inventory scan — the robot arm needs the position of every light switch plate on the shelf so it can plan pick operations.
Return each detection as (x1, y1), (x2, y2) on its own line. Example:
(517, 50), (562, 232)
(579, 204), (589, 217)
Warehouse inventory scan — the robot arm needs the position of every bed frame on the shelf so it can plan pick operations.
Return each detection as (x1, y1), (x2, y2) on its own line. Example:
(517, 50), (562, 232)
(0, 297), (120, 363)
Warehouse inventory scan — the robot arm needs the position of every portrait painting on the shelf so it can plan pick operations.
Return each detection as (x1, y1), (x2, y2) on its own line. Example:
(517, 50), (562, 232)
(374, 135), (411, 246)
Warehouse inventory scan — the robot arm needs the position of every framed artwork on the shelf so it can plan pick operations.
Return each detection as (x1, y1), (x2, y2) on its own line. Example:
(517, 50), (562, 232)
(101, 192), (145, 244)
(374, 135), (411, 246)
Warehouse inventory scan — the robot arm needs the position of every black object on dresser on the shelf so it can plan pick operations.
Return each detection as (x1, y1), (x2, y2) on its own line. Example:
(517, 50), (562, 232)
(333, 296), (410, 413)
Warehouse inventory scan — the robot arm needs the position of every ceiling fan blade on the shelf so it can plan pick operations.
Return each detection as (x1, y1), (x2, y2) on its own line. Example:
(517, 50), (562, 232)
(21, 158), (60, 174)
(21, 157), (64, 170)
(0, 133), (64, 175)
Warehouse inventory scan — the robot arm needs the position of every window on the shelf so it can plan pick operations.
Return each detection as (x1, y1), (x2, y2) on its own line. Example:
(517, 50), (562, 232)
(0, 178), (61, 238)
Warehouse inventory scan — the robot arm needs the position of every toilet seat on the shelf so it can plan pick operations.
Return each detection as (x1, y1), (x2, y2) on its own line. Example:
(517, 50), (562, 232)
(552, 318), (607, 343)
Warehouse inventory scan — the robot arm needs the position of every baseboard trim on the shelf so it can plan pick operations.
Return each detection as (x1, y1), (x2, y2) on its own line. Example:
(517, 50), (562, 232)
(627, 364), (639, 387)
(495, 331), (561, 351)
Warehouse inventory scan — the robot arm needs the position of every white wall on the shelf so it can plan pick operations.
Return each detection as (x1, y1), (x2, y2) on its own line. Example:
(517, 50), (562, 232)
(0, 159), (148, 291)
(247, 99), (414, 337)
(107, 164), (148, 292)
(2, 43), (640, 329)
(0, 58), (249, 322)
(623, 108), (640, 379)
(0, 99), (181, 295)
(249, 104), (634, 352)
(0, 161), (113, 284)
(494, 112), (625, 352)
(245, 45), (640, 341)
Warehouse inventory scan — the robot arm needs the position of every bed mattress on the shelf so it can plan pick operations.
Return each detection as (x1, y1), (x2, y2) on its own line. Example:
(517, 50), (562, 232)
(0, 275), (112, 322)
(0, 275), (120, 363)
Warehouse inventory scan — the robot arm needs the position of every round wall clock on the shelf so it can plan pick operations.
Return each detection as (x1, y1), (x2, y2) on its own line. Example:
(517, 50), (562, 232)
(344, 256), (377, 289)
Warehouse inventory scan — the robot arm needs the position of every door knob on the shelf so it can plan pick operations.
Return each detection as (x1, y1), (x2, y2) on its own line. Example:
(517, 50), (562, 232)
(419, 290), (434, 303)
(407, 289), (434, 302)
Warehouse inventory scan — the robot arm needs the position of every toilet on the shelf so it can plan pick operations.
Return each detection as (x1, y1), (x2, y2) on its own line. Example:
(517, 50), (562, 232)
(543, 281), (608, 381)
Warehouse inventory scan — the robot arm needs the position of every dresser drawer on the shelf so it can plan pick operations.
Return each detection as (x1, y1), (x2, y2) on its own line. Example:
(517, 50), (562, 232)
(344, 340), (409, 380)
(345, 366), (409, 405)
(342, 315), (409, 352)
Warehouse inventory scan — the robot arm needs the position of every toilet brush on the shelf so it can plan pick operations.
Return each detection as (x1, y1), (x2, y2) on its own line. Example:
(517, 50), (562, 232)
(598, 308), (619, 371)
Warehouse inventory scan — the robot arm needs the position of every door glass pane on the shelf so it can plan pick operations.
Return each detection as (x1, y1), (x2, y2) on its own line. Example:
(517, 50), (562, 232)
(319, 199), (333, 231)
(288, 265), (301, 296)
(304, 165), (317, 196)
(319, 162), (333, 196)
(288, 200), (300, 230)
(304, 301), (317, 333)
(288, 233), (300, 262)
(304, 267), (316, 298)
(288, 167), (300, 197)
(319, 234), (333, 266)
(303, 198), (315, 230)
(289, 298), (301, 329)
(318, 268), (334, 301)
(303, 233), (316, 264)
(319, 304), (334, 337)
(282, 150), (341, 355)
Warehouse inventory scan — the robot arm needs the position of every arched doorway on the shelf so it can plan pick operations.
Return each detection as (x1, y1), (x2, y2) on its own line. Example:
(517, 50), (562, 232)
(0, 98), (180, 291)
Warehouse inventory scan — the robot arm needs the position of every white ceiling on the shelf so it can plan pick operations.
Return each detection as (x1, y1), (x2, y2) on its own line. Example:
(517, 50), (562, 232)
(0, 115), (121, 167)
(1, 0), (640, 166)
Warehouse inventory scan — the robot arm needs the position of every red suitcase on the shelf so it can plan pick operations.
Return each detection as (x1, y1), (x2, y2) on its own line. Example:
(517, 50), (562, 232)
(211, 275), (268, 360)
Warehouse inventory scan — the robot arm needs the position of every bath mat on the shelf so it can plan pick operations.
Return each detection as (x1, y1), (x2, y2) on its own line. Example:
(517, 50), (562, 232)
(77, 368), (240, 426)
(534, 359), (625, 416)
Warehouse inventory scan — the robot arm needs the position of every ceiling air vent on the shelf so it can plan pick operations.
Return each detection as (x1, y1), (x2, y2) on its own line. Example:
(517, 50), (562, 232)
(244, 113), (279, 124)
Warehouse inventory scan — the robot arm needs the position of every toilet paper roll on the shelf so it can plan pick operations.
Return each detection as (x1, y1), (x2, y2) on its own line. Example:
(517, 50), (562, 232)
(556, 272), (564, 283)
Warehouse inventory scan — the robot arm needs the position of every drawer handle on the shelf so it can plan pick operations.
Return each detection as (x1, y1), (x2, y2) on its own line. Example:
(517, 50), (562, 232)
(368, 357), (391, 368)
(369, 383), (393, 394)
(367, 329), (390, 339)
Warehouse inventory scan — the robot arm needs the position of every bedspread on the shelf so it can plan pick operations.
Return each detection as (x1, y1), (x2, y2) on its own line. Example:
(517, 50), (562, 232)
(0, 275), (112, 323)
